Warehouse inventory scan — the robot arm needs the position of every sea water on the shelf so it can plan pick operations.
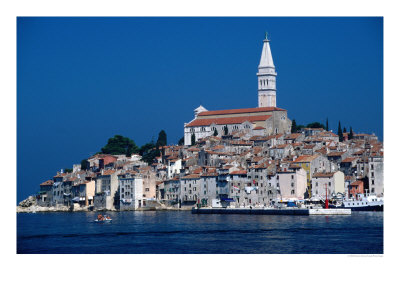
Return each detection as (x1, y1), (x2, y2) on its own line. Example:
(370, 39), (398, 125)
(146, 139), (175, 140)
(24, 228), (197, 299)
(17, 211), (383, 254)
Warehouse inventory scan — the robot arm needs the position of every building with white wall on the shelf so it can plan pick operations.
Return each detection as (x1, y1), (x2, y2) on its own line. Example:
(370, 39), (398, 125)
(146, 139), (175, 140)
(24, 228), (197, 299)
(183, 34), (291, 146)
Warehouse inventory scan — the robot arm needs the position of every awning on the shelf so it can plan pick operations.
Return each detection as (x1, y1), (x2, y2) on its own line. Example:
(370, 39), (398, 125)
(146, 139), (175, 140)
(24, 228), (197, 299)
(221, 198), (234, 202)
(72, 197), (80, 202)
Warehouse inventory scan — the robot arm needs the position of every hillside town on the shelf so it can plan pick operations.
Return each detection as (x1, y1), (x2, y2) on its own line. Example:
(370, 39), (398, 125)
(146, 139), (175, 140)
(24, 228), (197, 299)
(19, 33), (383, 212)
(27, 126), (383, 211)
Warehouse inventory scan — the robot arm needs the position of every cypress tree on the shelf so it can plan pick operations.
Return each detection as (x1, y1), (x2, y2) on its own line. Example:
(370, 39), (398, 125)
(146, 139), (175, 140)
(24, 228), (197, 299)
(343, 127), (347, 133)
(213, 128), (218, 136)
(156, 130), (167, 147)
(326, 118), (329, 131)
(291, 119), (297, 133)
(191, 133), (196, 146)
(338, 121), (343, 142)
(178, 137), (184, 145)
(349, 127), (354, 140)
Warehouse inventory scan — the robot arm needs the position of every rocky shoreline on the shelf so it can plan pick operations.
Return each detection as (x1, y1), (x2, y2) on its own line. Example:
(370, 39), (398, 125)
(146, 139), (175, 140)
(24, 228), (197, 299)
(17, 196), (193, 213)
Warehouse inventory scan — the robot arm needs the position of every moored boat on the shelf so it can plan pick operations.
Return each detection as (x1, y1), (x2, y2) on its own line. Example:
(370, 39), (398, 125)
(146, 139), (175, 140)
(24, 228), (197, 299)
(341, 193), (383, 211)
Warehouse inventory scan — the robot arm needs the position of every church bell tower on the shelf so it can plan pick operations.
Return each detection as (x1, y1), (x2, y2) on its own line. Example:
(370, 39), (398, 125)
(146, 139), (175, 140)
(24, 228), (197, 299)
(257, 33), (277, 107)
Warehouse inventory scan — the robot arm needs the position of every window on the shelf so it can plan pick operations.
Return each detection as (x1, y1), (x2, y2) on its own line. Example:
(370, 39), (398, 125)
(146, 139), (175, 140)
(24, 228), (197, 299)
(328, 182), (331, 187)
(291, 175), (294, 180)
(145, 188), (149, 192)
(372, 180), (374, 185)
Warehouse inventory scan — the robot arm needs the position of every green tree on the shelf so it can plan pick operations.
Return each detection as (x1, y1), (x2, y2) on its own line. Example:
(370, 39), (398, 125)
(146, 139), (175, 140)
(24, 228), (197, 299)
(156, 130), (167, 147)
(191, 133), (196, 146)
(139, 141), (160, 165)
(343, 127), (347, 133)
(306, 122), (325, 129)
(224, 125), (228, 135)
(101, 135), (139, 156)
(349, 127), (354, 140)
(64, 168), (72, 173)
(338, 121), (343, 142)
(291, 119), (297, 133)
(326, 118), (329, 131)
(178, 136), (184, 145)
(213, 128), (218, 136)
(80, 159), (90, 170)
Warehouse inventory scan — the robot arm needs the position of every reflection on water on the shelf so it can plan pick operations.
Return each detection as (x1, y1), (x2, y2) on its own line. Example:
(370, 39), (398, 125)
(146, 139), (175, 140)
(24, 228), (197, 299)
(17, 211), (383, 254)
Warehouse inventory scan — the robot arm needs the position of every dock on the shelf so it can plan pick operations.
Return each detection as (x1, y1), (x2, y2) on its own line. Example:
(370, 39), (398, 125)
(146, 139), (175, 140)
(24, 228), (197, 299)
(191, 207), (351, 215)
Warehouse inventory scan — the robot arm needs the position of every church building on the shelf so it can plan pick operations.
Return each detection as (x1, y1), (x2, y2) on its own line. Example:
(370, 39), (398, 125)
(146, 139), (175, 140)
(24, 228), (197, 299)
(184, 34), (292, 146)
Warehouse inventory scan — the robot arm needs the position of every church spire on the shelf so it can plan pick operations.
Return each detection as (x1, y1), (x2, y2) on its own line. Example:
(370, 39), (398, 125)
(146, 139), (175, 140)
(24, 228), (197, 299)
(257, 32), (277, 108)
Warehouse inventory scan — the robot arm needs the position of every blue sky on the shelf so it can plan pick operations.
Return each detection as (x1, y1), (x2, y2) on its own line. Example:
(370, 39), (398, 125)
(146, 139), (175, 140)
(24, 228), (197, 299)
(17, 17), (383, 202)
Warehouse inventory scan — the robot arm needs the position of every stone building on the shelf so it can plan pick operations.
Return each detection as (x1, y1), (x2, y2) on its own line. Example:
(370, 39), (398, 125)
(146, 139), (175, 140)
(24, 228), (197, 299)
(277, 166), (307, 200)
(139, 166), (156, 200)
(183, 35), (291, 145)
(38, 179), (54, 207)
(94, 169), (119, 210)
(180, 174), (202, 206)
(368, 154), (383, 196)
(311, 171), (345, 199)
(118, 172), (143, 211)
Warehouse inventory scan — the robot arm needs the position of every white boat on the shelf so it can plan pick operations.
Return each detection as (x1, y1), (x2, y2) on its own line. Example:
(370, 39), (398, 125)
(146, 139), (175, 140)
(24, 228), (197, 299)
(342, 193), (383, 211)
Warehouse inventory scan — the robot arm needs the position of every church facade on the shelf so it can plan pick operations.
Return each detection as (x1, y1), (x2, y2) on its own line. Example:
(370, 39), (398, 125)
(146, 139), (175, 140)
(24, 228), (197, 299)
(184, 34), (292, 146)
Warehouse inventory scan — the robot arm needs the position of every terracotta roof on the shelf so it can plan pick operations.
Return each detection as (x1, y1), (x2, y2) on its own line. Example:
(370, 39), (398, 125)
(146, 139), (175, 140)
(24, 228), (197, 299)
(101, 170), (116, 176)
(313, 172), (335, 178)
(230, 170), (247, 175)
(197, 107), (286, 117)
(181, 174), (201, 179)
(276, 144), (290, 149)
(212, 145), (225, 150)
(253, 126), (265, 130)
(40, 180), (54, 186)
(249, 136), (269, 141)
(200, 173), (218, 177)
(54, 173), (67, 178)
(327, 151), (345, 157)
(231, 140), (252, 146)
(293, 155), (319, 163)
(285, 133), (301, 140)
(341, 157), (357, 163)
(185, 115), (271, 127)
(350, 180), (363, 186)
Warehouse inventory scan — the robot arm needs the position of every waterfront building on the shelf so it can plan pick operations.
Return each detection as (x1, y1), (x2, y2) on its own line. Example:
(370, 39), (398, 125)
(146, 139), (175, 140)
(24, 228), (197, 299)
(139, 166), (156, 200)
(200, 173), (218, 206)
(163, 176), (180, 203)
(311, 171), (345, 199)
(38, 180), (54, 207)
(118, 172), (143, 210)
(277, 166), (307, 200)
(94, 169), (119, 210)
(368, 154), (383, 196)
(349, 180), (364, 198)
(180, 174), (202, 206)
(292, 154), (330, 196)
(52, 172), (68, 207)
